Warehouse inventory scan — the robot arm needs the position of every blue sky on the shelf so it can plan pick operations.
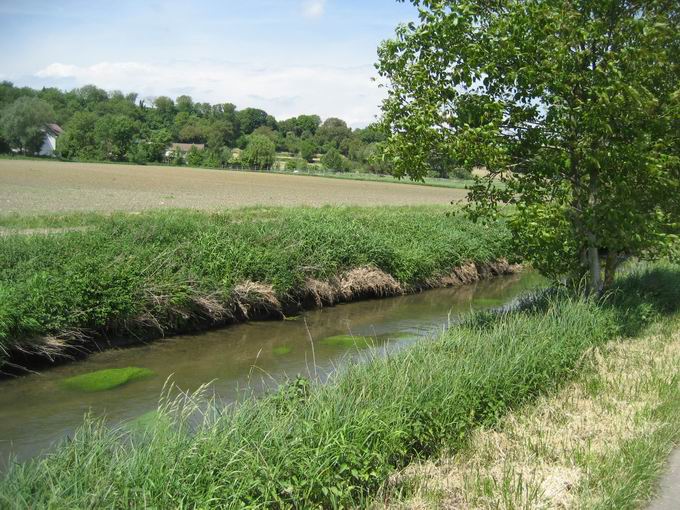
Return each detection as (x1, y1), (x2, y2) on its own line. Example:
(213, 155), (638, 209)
(0, 0), (417, 126)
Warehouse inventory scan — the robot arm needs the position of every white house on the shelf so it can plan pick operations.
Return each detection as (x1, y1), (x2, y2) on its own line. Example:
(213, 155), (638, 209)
(38, 123), (64, 157)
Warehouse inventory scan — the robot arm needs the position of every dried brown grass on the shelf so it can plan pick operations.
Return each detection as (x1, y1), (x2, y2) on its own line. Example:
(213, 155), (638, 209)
(232, 281), (282, 318)
(336, 266), (403, 300)
(430, 259), (519, 288)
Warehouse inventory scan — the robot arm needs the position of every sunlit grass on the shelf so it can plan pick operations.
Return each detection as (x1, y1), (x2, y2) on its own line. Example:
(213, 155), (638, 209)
(2, 264), (677, 508)
(0, 206), (512, 365)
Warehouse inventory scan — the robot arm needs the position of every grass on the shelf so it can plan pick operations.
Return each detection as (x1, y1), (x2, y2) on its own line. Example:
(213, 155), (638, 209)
(266, 166), (476, 190)
(1, 263), (677, 508)
(380, 311), (680, 509)
(61, 367), (155, 392)
(0, 206), (512, 367)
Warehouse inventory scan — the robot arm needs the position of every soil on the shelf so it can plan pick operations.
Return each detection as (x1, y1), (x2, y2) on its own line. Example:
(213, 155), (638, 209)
(0, 159), (468, 213)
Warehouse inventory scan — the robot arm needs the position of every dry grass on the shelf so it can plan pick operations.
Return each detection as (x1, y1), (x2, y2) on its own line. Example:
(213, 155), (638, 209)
(337, 266), (404, 299)
(0, 159), (466, 213)
(232, 281), (282, 318)
(304, 278), (337, 307)
(380, 326), (680, 509)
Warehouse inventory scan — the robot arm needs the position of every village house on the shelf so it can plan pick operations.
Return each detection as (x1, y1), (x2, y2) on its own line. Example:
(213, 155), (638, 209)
(38, 123), (64, 157)
(165, 142), (205, 160)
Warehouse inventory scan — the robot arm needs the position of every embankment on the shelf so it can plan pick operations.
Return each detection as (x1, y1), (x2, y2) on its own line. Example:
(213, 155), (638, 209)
(0, 206), (514, 371)
(1, 263), (678, 508)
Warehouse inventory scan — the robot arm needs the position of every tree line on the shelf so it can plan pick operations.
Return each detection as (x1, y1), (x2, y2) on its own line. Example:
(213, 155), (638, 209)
(0, 81), (397, 173)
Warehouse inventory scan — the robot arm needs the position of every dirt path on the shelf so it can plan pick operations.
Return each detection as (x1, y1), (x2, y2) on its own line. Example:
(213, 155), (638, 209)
(648, 448), (680, 510)
(0, 159), (467, 213)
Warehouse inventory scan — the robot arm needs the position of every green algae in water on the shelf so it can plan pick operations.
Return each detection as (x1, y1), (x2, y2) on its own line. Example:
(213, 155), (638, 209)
(383, 331), (415, 340)
(273, 346), (292, 356)
(473, 297), (505, 307)
(127, 410), (172, 434)
(62, 367), (155, 392)
(320, 335), (373, 348)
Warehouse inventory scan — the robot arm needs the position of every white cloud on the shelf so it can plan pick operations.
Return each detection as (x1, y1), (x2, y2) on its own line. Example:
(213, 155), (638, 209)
(302, 0), (326, 19)
(35, 60), (384, 127)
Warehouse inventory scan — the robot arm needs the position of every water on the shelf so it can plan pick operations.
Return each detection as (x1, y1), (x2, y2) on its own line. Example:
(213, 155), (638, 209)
(0, 271), (544, 468)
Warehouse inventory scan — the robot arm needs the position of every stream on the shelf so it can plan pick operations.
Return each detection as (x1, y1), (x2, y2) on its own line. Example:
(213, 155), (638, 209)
(0, 271), (545, 469)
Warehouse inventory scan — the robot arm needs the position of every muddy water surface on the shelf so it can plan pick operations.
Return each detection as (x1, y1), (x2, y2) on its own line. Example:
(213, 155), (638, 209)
(0, 271), (545, 468)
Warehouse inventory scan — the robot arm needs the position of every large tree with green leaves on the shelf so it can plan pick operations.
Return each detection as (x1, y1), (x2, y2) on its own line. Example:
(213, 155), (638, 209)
(241, 134), (276, 170)
(0, 96), (55, 154)
(379, 0), (679, 291)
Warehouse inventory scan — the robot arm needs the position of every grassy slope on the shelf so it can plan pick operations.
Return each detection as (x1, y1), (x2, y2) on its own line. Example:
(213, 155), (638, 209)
(0, 206), (511, 363)
(1, 263), (678, 508)
(381, 308), (680, 509)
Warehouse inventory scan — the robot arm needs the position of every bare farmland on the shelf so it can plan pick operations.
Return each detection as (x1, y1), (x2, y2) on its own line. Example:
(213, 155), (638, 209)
(0, 159), (468, 213)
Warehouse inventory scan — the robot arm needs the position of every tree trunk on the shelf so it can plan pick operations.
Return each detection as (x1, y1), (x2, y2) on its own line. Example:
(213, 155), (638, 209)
(603, 250), (620, 289)
(587, 235), (603, 294)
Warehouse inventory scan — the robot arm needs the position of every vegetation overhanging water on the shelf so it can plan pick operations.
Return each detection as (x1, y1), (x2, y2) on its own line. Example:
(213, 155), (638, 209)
(0, 270), (543, 468)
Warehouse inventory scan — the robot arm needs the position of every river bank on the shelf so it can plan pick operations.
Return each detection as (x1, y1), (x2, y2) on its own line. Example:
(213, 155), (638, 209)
(379, 293), (680, 508)
(0, 270), (542, 469)
(1, 262), (678, 508)
(0, 206), (513, 373)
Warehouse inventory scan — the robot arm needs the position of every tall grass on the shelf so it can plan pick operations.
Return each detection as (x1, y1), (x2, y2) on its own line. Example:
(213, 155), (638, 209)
(0, 206), (511, 364)
(2, 263), (677, 508)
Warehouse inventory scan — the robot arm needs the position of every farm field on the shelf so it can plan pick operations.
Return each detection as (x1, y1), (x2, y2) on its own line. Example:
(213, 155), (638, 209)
(0, 159), (467, 213)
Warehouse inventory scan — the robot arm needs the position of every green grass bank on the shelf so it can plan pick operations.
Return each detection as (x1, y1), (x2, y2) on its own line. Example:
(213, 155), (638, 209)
(1, 263), (678, 508)
(0, 206), (513, 368)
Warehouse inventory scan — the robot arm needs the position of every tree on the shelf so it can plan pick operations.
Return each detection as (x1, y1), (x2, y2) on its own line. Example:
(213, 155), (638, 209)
(175, 95), (194, 114)
(177, 116), (208, 143)
(93, 114), (138, 161)
(299, 139), (317, 162)
(0, 97), (55, 154)
(321, 148), (346, 172)
(185, 146), (204, 166)
(75, 85), (108, 108)
(279, 114), (322, 137)
(146, 128), (172, 162)
(57, 111), (98, 159)
(316, 117), (352, 150)
(153, 96), (176, 124)
(379, 0), (680, 292)
(242, 134), (276, 170)
(237, 108), (271, 135)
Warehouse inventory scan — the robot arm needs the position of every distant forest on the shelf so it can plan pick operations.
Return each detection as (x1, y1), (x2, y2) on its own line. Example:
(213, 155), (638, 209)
(0, 81), (404, 174)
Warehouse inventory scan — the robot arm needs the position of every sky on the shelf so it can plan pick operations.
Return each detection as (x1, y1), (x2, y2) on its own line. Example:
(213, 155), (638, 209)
(0, 0), (417, 127)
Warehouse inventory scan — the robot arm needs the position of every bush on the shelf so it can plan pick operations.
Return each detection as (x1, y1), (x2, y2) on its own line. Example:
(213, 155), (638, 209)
(185, 146), (204, 167)
(127, 142), (148, 165)
(321, 148), (346, 172)
(285, 158), (307, 171)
